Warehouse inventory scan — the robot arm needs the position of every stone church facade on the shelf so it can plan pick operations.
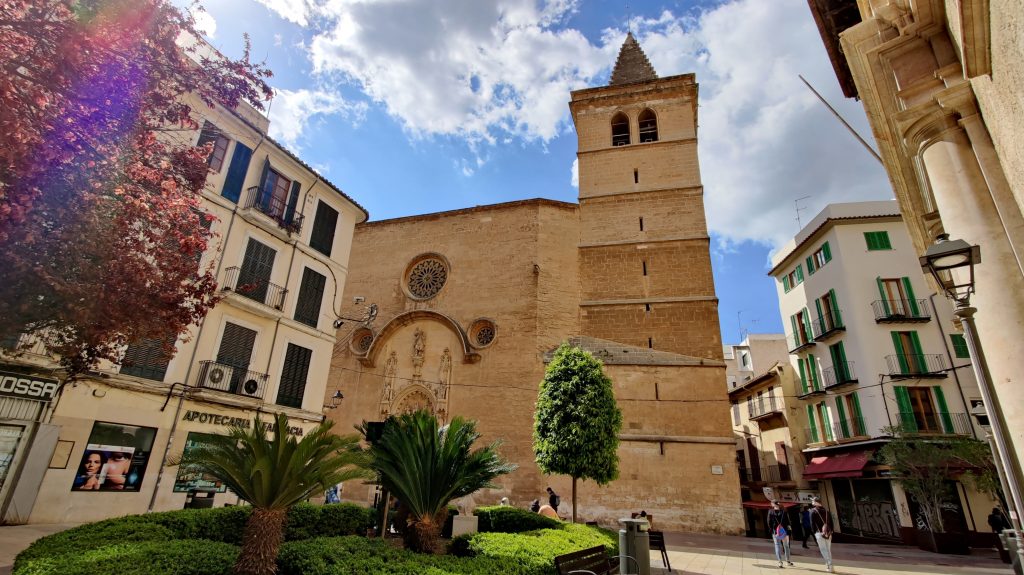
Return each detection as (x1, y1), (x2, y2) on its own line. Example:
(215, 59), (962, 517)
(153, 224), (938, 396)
(326, 35), (744, 534)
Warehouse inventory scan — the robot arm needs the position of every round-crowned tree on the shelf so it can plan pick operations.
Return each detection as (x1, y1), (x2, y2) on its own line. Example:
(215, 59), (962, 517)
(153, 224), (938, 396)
(533, 343), (622, 522)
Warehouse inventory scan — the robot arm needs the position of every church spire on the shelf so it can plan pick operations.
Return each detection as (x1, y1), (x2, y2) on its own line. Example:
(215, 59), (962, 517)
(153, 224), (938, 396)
(609, 32), (658, 86)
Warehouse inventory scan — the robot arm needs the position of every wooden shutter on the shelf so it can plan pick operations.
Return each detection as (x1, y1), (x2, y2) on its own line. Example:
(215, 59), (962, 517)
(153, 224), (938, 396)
(216, 323), (257, 369)
(891, 332), (909, 373)
(238, 239), (276, 304)
(819, 403), (833, 440)
(798, 357), (808, 394)
(309, 201), (339, 257)
(802, 308), (813, 340)
(836, 341), (849, 380)
(829, 288), (842, 326)
(807, 405), (819, 443)
(783, 275), (791, 292)
(933, 386), (954, 432)
(284, 180), (301, 225)
(950, 334), (970, 358)
(294, 267), (327, 328)
(835, 398), (850, 438)
(121, 337), (175, 382)
(806, 256), (815, 275)
(221, 142), (253, 203)
(795, 264), (804, 283)
(894, 386), (916, 431)
(878, 231), (891, 249)
(877, 277), (890, 315)
(815, 298), (825, 333)
(277, 343), (312, 408)
(865, 232), (877, 250)
(822, 241), (832, 262)
(902, 277), (919, 315)
(808, 354), (821, 391)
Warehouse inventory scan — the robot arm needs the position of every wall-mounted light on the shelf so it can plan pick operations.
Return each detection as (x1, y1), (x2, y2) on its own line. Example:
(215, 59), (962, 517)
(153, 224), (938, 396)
(324, 390), (344, 410)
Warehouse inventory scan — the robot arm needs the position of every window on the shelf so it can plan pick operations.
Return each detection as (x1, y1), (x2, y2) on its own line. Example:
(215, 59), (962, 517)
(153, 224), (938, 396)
(213, 322), (258, 395)
(815, 289), (843, 333)
(865, 231), (892, 251)
(261, 168), (292, 216)
(638, 108), (658, 142)
(807, 402), (831, 442)
(71, 422), (157, 492)
(756, 390), (764, 414)
(891, 330), (925, 374)
(828, 341), (851, 383)
(197, 121), (229, 173)
(294, 268), (327, 329)
(876, 277), (920, 317)
(818, 402), (833, 441)
(894, 385), (954, 433)
(309, 201), (338, 257)
(783, 265), (804, 292)
(741, 352), (750, 367)
(746, 395), (753, 418)
(798, 354), (821, 394)
(731, 402), (740, 425)
(173, 432), (228, 493)
(120, 337), (175, 382)
(844, 393), (865, 436)
(220, 141), (253, 203)
(611, 112), (630, 146)
(237, 239), (277, 306)
(950, 334), (970, 358)
(812, 242), (832, 270)
(277, 343), (312, 408)
(790, 308), (812, 346)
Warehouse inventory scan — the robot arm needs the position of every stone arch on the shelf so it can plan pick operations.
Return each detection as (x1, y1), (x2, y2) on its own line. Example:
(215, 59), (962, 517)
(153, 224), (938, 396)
(390, 384), (436, 415)
(358, 309), (480, 367)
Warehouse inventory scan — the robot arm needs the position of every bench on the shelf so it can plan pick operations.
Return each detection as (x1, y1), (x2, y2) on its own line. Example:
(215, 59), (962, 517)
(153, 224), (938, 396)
(648, 530), (671, 572)
(553, 545), (638, 575)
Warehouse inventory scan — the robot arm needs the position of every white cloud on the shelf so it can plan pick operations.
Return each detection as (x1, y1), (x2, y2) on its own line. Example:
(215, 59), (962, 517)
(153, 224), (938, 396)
(267, 88), (368, 150)
(190, 6), (217, 38)
(570, 158), (578, 188)
(252, 0), (309, 26)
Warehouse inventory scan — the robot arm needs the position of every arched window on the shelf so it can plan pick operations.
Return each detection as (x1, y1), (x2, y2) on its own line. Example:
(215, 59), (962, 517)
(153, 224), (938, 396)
(638, 108), (658, 143)
(611, 112), (630, 146)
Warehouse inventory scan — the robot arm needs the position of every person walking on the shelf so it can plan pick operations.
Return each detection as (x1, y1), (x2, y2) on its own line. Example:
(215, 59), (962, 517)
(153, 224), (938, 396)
(547, 487), (561, 513)
(810, 497), (834, 573)
(800, 504), (814, 548)
(767, 500), (794, 568)
(989, 507), (1011, 533)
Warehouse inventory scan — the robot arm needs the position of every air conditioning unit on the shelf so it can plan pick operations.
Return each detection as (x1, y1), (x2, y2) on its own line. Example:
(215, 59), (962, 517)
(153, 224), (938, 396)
(240, 378), (261, 397)
(201, 364), (233, 392)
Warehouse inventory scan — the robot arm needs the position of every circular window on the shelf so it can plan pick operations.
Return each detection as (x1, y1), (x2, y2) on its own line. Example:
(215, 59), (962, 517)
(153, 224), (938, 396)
(350, 327), (374, 355)
(469, 318), (497, 349)
(405, 254), (449, 300)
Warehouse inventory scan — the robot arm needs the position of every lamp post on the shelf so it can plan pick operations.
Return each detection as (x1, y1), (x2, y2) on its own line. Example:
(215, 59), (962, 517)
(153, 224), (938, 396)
(920, 235), (1024, 557)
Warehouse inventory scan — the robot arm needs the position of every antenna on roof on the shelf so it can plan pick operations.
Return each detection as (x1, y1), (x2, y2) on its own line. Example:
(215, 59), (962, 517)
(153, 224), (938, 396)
(795, 195), (812, 230)
(626, 2), (632, 34)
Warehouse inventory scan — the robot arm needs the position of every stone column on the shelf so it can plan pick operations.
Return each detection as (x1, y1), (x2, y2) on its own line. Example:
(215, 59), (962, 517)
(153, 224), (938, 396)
(911, 108), (1024, 484)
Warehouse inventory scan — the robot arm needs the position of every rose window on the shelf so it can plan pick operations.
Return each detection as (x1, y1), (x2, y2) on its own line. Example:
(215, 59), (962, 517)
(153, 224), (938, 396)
(407, 258), (448, 299)
(469, 319), (497, 349)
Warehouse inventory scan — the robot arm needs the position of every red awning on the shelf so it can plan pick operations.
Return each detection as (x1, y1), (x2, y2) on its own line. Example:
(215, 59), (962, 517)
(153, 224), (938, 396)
(741, 501), (800, 509)
(803, 450), (872, 479)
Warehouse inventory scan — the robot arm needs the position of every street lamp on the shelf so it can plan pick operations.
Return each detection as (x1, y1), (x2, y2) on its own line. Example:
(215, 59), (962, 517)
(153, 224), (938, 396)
(323, 390), (344, 410)
(920, 234), (1024, 556)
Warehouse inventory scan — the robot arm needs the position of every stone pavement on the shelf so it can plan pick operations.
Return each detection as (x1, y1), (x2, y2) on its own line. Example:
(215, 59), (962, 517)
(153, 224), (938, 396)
(0, 523), (78, 575)
(654, 532), (1010, 575)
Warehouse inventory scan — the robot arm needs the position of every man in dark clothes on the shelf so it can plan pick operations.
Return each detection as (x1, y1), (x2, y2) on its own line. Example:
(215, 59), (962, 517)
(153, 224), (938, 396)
(989, 507), (1012, 533)
(547, 487), (560, 512)
(800, 504), (814, 548)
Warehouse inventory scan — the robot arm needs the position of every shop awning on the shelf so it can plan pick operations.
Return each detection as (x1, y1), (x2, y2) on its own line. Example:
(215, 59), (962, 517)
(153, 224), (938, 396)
(741, 501), (800, 509)
(802, 450), (872, 479)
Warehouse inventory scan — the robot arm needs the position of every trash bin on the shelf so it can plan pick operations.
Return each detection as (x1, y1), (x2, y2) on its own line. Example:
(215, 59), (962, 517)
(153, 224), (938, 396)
(619, 517), (650, 575)
(184, 488), (216, 509)
(1004, 530), (1023, 575)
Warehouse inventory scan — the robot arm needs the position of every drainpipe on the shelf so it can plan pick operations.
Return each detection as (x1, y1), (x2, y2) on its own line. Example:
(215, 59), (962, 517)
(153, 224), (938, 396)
(929, 293), (974, 438)
(147, 383), (191, 513)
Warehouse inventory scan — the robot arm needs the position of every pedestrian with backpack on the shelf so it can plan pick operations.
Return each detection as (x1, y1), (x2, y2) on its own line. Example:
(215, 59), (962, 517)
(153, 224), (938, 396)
(547, 487), (561, 513)
(811, 497), (835, 573)
(767, 500), (793, 568)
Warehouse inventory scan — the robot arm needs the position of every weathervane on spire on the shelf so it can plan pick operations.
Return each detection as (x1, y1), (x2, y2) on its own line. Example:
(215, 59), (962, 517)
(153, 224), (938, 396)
(626, 2), (632, 34)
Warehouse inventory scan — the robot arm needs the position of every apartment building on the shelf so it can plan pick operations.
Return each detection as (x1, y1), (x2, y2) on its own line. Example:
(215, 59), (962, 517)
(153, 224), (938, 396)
(0, 84), (366, 523)
(726, 334), (816, 536)
(769, 201), (994, 545)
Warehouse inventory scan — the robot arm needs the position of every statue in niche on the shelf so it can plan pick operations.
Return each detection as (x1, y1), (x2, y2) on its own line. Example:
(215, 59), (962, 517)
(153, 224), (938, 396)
(411, 327), (426, 379)
(437, 347), (451, 400)
(380, 351), (398, 415)
(395, 388), (434, 415)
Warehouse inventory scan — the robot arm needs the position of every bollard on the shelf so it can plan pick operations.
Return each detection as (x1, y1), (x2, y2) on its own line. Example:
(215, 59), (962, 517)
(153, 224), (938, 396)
(619, 517), (651, 575)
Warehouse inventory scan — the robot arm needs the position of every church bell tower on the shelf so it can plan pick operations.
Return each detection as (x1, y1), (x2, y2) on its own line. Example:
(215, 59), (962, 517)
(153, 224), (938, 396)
(570, 33), (722, 361)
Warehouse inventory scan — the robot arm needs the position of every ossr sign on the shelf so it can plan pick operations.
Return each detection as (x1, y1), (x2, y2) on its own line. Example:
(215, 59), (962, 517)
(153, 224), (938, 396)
(0, 370), (60, 401)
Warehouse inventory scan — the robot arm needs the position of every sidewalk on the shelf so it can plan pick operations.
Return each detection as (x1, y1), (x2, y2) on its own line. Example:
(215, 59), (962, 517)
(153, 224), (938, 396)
(0, 523), (78, 575)
(655, 532), (1009, 574)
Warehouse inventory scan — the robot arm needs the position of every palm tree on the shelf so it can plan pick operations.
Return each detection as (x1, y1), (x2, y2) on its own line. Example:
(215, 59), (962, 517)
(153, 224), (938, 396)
(176, 412), (371, 575)
(369, 410), (516, 553)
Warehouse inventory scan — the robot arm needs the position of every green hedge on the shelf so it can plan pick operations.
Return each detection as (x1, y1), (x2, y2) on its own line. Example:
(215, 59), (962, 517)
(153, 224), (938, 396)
(451, 524), (617, 573)
(14, 540), (238, 575)
(473, 506), (561, 533)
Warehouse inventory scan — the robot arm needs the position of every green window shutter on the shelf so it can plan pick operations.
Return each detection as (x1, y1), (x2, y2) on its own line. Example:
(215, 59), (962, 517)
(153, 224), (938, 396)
(851, 392), (865, 433)
(865, 232), (875, 250)
(822, 241), (832, 262)
(829, 288), (843, 326)
(802, 308), (813, 340)
(809, 354), (821, 391)
(909, 331), (925, 360)
(796, 264), (804, 283)
(902, 277), (920, 316)
(891, 332), (909, 373)
(934, 387), (954, 433)
(836, 399), (850, 438)
(798, 357), (808, 394)
(815, 299), (825, 335)
(807, 405), (819, 443)
(819, 403), (833, 440)
(836, 341), (850, 380)
(950, 334), (970, 358)
(806, 256), (815, 275)
(878, 231), (892, 250)
(790, 315), (799, 347)
(894, 386), (917, 432)
(783, 275), (791, 292)
(876, 277), (891, 315)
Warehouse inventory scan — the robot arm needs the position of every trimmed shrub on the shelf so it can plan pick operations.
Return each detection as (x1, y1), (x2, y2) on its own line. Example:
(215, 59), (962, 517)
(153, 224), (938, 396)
(473, 506), (560, 533)
(16, 521), (176, 564)
(451, 524), (618, 570)
(14, 540), (238, 575)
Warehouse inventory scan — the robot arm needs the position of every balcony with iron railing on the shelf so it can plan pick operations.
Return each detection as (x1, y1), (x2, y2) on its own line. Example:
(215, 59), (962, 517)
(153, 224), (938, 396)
(194, 360), (269, 400)
(243, 186), (305, 235)
(805, 417), (868, 444)
(811, 312), (845, 341)
(823, 361), (858, 389)
(738, 464), (794, 484)
(749, 396), (784, 421)
(872, 298), (931, 323)
(895, 412), (973, 436)
(885, 354), (948, 379)
(786, 329), (815, 353)
(222, 267), (288, 311)
(797, 379), (826, 399)
(0, 332), (53, 359)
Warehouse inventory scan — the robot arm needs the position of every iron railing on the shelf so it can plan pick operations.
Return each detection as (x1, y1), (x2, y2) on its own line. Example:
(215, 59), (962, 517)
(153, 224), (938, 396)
(244, 186), (305, 234)
(895, 412), (972, 436)
(811, 312), (845, 340)
(872, 298), (931, 322)
(806, 417), (868, 444)
(222, 266), (288, 310)
(749, 396), (783, 420)
(823, 361), (857, 389)
(885, 353), (948, 377)
(762, 464), (793, 483)
(786, 329), (815, 353)
(194, 360), (268, 399)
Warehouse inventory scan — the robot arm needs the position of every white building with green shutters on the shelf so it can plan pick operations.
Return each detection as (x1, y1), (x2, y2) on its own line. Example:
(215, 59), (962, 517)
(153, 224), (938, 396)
(768, 201), (993, 546)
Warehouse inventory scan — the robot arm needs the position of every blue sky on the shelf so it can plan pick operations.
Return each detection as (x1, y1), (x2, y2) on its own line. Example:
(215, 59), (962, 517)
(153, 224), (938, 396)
(189, 0), (891, 345)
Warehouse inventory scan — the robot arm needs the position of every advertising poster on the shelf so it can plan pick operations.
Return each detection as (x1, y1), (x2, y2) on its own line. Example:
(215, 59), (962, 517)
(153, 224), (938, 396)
(173, 432), (227, 493)
(71, 422), (156, 492)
